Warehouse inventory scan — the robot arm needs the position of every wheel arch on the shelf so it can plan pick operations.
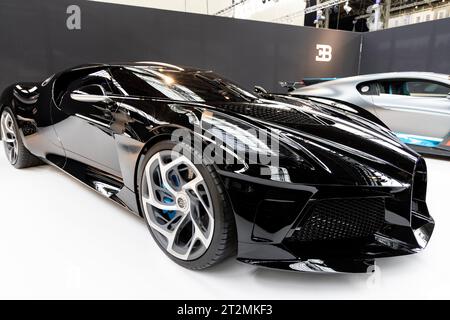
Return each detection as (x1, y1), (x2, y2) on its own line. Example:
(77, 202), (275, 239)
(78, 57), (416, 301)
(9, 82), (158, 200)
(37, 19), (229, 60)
(133, 131), (173, 217)
(132, 125), (237, 234)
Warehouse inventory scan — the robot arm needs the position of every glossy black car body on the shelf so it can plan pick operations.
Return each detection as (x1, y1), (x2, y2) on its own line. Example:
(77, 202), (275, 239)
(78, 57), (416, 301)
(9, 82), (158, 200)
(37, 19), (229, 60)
(0, 62), (434, 273)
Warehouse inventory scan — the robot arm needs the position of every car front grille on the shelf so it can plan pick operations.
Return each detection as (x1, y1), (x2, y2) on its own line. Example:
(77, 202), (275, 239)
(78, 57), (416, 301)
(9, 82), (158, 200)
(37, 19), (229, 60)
(290, 198), (385, 242)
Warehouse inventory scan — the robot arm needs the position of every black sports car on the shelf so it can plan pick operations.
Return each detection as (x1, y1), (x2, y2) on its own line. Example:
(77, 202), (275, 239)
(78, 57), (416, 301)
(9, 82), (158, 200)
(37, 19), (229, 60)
(0, 62), (434, 273)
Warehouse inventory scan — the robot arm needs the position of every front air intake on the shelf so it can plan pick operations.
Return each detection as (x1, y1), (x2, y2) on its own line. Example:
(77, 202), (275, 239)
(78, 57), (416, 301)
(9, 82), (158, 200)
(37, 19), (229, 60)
(412, 157), (427, 202)
(291, 198), (385, 242)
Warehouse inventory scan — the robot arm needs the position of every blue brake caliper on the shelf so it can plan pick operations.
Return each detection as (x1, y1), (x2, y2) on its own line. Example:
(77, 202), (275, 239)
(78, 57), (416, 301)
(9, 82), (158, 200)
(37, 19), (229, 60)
(162, 173), (181, 220)
(162, 196), (176, 220)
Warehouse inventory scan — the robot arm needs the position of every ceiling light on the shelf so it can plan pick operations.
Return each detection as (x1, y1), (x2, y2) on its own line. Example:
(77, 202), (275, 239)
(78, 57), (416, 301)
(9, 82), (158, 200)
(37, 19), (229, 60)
(314, 9), (325, 24)
(344, 1), (352, 14)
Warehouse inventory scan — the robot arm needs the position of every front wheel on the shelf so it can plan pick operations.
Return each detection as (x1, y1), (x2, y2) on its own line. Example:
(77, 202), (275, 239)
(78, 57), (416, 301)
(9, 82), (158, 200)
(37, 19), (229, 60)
(137, 141), (236, 270)
(1, 107), (42, 169)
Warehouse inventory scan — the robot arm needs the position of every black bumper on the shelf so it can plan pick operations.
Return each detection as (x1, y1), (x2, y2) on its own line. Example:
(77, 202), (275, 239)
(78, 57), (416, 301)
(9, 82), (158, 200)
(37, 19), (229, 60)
(223, 159), (435, 273)
(237, 210), (434, 273)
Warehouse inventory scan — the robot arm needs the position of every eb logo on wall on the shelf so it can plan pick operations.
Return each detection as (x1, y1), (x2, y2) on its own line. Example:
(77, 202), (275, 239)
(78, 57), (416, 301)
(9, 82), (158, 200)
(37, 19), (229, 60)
(315, 44), (332, 62)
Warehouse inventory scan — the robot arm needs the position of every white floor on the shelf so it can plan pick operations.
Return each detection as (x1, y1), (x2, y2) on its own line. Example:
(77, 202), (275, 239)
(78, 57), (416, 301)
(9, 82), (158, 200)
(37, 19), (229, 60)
(0, 153), (449, 300)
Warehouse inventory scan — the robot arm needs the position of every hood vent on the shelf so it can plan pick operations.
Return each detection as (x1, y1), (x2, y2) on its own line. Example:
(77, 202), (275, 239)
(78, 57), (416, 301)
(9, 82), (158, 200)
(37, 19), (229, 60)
(222, 104), (322, 127)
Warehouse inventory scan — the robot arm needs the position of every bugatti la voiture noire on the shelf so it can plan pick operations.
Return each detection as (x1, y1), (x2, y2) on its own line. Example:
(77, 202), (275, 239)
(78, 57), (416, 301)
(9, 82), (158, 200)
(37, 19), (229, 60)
(0, 63), (434, 272)
(292, 72), (450, 157)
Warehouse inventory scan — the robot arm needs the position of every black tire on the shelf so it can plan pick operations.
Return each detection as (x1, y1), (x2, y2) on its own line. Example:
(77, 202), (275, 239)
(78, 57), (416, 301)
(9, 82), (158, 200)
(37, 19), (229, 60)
(137, 140), (236, 270)
(1, 107), (43, 169)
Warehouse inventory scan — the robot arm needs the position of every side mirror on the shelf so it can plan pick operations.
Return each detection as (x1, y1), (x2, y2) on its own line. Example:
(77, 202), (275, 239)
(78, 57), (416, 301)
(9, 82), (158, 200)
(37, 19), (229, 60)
(447, 92), (450, 99)
(254, 85), (268, 95)
(70, 84), (112, 103)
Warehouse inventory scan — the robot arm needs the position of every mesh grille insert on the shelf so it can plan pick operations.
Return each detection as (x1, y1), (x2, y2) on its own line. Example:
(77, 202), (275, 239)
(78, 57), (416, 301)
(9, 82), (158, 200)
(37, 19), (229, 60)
(223, 104), (321, 126)
(291, 198), (385, 242)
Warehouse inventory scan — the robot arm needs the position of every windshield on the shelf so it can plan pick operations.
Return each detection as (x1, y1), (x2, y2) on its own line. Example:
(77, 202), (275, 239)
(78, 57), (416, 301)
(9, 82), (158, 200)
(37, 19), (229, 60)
(111, 66), (258, 103)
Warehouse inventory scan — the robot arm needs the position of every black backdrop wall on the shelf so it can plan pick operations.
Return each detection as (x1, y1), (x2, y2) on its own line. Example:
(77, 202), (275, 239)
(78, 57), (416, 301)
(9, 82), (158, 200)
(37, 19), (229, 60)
(360, 17), (450, 75)
(0, 0), (361, 92)
(1, 0), (449, 94)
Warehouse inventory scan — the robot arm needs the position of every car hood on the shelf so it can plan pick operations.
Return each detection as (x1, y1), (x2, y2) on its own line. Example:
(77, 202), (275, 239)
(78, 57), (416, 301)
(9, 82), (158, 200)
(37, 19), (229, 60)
(204, 97), (420, 186)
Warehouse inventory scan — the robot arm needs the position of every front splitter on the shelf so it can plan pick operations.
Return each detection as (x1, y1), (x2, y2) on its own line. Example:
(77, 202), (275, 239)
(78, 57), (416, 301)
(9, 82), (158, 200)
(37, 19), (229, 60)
(238, 258), (375, 273)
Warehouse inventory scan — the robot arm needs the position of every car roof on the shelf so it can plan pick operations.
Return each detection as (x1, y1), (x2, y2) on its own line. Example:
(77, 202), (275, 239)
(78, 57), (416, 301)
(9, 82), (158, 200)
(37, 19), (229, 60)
(294, 72), (450, 92)
(347, 72), (450, 82)
(66, 62), (206, 74)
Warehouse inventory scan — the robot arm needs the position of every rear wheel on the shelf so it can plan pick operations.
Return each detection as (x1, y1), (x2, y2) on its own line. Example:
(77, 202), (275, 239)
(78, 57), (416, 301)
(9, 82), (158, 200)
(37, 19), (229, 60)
(137, 141), (236, 270)
(1, 108), (42, 169)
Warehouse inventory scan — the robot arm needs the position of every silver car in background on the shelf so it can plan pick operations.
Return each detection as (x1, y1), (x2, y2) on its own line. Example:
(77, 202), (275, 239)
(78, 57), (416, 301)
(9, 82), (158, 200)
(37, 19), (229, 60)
(292, 72), (450, 157)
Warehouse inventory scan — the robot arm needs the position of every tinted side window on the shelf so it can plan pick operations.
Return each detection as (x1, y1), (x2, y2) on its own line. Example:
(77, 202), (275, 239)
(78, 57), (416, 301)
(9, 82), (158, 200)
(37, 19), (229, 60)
(54, 70), (91, 105)
(377, 79), (450, 97)
(75, 84), (106, 96)
(69, 70), (117, 95)
(54, 68), (119, 106)
(110, 67), (165, 98)
(406, 81), (450, 97)
(378, 80), (407, 95)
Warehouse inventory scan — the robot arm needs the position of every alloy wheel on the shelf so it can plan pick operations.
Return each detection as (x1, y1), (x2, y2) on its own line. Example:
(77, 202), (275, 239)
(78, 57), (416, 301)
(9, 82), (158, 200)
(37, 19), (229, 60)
(141, 150), (215, 260)
(1, 112), (18, 165)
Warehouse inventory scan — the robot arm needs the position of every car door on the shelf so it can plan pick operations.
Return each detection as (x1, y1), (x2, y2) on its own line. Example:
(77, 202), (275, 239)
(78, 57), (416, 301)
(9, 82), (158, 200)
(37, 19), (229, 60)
(370, 79), (450, 144)
(54, 69), (123, 177)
